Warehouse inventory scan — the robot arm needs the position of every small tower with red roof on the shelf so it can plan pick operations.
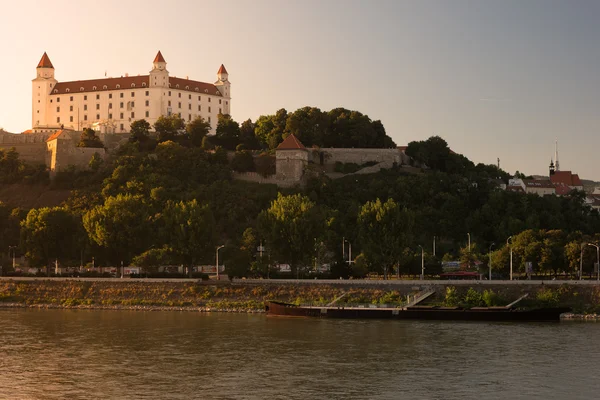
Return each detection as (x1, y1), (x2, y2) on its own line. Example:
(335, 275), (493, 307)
(276, 134), (309, 183)
(32, 52), (58, 129)
(214, 64), (231, 114)
(150, 50), (169, 88)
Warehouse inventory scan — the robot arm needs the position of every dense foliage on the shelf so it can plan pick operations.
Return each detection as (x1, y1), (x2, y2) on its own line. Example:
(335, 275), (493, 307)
(1, 108), (599, 279)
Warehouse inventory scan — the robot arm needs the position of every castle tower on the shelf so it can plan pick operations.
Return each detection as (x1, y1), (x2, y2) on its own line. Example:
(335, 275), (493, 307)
(150, 50), (169, 87)
(276, 134), (308, 183)
(32, 52), (58, 128)
(549, 159), (555, 176)
(214, 64), (231, 114)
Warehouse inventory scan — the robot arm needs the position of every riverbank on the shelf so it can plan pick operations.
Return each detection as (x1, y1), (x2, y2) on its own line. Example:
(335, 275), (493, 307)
(1, 279), (600, 317)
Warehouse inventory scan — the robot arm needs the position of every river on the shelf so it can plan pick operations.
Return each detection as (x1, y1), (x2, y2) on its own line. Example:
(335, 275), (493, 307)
(0, 309), (598, 399)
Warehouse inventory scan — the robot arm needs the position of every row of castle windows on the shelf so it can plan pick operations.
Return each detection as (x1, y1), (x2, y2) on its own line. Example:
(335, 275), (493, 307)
(53, 92), (227, 106)
(55, 101), (221, 113)
(58, 112), (212, 125)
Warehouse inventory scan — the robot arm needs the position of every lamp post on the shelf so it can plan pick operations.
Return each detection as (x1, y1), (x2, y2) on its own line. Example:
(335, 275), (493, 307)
(344, 239), (352, 265)
(8, 246), (17, 271)
(216, 245), (225, 280)
(580, 243), (585, 281)
(488, 243), (495, 281)
(467, 233), (471, 251)
(418, 245), (424, 280)
(587, 243), (600, 281)
(433, 236), (436, 257)
(507, 236), (513, 281)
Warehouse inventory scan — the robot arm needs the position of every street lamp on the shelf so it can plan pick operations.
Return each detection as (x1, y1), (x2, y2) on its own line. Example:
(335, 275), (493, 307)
(8, 246), (17, 271)
(467, 233), (471, 251)
(418, 245), (424, 280)
(488, 243), (495, 281)
(216, 245), (225, 280)
(344, 239), (352, 265)
(588, 243), (600, 281)
(580, 243), (585, 281)
(507, 236), (513, 280)
(433, 236), (436, 257)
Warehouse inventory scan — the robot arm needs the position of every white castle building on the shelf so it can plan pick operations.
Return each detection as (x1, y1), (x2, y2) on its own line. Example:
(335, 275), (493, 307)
(32, 51), (230, 134)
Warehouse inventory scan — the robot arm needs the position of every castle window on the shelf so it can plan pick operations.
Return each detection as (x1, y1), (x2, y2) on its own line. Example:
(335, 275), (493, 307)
(96, 104), (100, 110)
(56, 106), (60, 112)
(84, 115), (88, 121)
(80, 87), (84, 91)
(208, 98), (211, 102)
(208, 106), (211, 113)
(131, 92), (135, 97)
(120, 113), (124, 119)
(198, 96), (201, 101)
(142, 82), (147, 87)
(188, 114), (191, 121)
(198, 105), (201, 111)
(145, 111), (149, 118)
(208, 116), (211, 123)
(103, 85), (108, 89)
(145, 100), (149, 106)
(178, 102), (181, 108)
(168, 91), (171, 96)
(96, 94), (100, 100)
(219, 99), (222, 104)
(219, 108), (221, 114)
(226, 101), (228, 105)
(96, 114), (100, 119)
(131, 112), (135, 118)
(66, 89), (70, 93)
(131, 102), (135, 108)
(178, 93), (181, 98)
(70, 116), (73, 122)
(168, 101), (171, 107)
(70, 106), (73, 112)
(57, 97), (60, 103)
(70, 96), (73, 101)
(195, 88), (199, 92)
(131, 84), (135, 88)
(204, 89), (208, 93)
(109, 103), (112, 109)
(145, 91), (149, 96)
(185, 86), (189, 90)
(84, 95), (88, 101)
(188, 104), (191, 110)
(116, 84), (120, 89)
(120, 123), (124, 131)
(84, 105), (88, 111)
(109, 113), (112, 119)
(188, 94), (191, 100)
(93, 86), (97, 90)
(120, 93), (124, 98)
(120, 102), (123, 108)
(57, 117), (60, 123)
(175, 84), (179, 88)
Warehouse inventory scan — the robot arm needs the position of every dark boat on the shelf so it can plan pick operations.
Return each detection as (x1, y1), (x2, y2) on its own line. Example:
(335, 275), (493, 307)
(265, 301), (571, 322)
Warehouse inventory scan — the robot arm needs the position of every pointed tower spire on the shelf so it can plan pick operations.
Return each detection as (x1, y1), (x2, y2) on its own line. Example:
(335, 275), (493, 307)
(554, 140), (560, 171)
(153, 51), (166, 63)
(37, 52), (54, 68)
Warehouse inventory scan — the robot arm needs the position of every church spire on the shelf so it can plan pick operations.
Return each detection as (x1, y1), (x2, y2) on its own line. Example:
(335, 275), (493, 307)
(554, 140), (560, 171)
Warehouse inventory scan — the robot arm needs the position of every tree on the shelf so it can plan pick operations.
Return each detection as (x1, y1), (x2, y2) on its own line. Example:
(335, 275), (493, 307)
(239, 119), (260, 150)
(129, 119), (151, 143)
(215, 114), (240, 150)
(231, 150), (255, 172)
(20, 207), (83, 270)
(284, 106), (327, 147)
(186, 116), (211, 147)
(258, 193), (325, 278)
(255, 108), (288, 149)
(459, 243), (481, 271)
(83, 194), (151, 266)
(161, 200), (216, 278)
(78, 128), (104, 148)
(357, 198), (414, 279)
(88, 152), (104, 172)
(154, 115), (185, 143)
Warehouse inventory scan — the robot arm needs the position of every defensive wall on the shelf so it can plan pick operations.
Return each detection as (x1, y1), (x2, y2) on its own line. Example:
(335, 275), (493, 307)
(0, 131), (49, 164)
(318, 148), (408, 166)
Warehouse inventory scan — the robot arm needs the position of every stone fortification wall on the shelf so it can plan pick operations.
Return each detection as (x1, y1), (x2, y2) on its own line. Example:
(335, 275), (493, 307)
(0, 131), (50, 164)
(276, 149), (308, 182)
(51, 142), (105, 173)
(320, 148), (407, 165)
(233, 172), (301, 188)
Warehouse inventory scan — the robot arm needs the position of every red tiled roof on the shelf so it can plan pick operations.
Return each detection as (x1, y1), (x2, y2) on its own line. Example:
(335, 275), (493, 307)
(523, 179), (555, 189)
(52, 75), (222, 96)
(550, 171), (582, 187)
(45, 130), (65, 142)
(217, 64), (228, 75)
(21, 129), (33, 134)
(154, 51), (166, 63)
(506, 185), (525, 193)
(37, 52), (54, 68)
(277, 134), (306, 151)
(553, 183), (572, 196)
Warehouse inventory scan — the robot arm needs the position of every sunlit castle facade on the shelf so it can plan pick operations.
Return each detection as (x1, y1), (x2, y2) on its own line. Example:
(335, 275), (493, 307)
(32, 51), (231, 134)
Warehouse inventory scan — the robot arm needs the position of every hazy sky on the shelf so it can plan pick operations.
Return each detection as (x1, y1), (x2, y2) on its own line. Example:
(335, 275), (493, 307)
(1, 0), (599, 179)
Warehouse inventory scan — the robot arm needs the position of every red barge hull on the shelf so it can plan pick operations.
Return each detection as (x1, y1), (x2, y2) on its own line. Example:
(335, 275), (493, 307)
(265, 301), (570, 322)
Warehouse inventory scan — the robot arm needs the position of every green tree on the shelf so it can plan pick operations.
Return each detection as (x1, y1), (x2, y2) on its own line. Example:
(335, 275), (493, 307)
(161, 199), (216, 278)
(83, 194), (151, 266)
(88, 152), (104, 172)
(258, 193), (325, 278)
(78, 128), (104, 148)
(357, 198), (414, 279)
(239, 119), (260, 150)
(215, 114), (240, 150)
(20, 207), (83, 270)
(459, 243), (482, 271)
(154, 114), (185, 143)
(129, 119), (151, 143)
(186, 116), (211, 147)
(231, 150), (255, 172)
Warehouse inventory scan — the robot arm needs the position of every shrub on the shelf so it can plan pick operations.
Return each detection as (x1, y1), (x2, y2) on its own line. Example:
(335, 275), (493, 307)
(444, 286), (460, 306)
(536, 288), (559, 306)
(464, 287), (484, 307)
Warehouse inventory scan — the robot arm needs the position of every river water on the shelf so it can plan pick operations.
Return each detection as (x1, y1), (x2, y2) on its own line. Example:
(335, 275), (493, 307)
(0, 309), (598, 399)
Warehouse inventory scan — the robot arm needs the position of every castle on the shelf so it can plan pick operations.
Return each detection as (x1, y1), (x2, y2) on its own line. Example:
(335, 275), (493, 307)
(32, 51), (230, 134)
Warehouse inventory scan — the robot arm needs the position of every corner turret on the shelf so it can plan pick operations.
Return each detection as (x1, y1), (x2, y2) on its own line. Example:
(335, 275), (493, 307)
(150, 51), (169, 87)
(32, 52), (58, 128)
(214, 64), (231, 114)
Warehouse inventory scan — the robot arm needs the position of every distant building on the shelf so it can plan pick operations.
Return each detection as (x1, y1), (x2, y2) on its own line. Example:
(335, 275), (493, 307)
(32, 51), (230, 134)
